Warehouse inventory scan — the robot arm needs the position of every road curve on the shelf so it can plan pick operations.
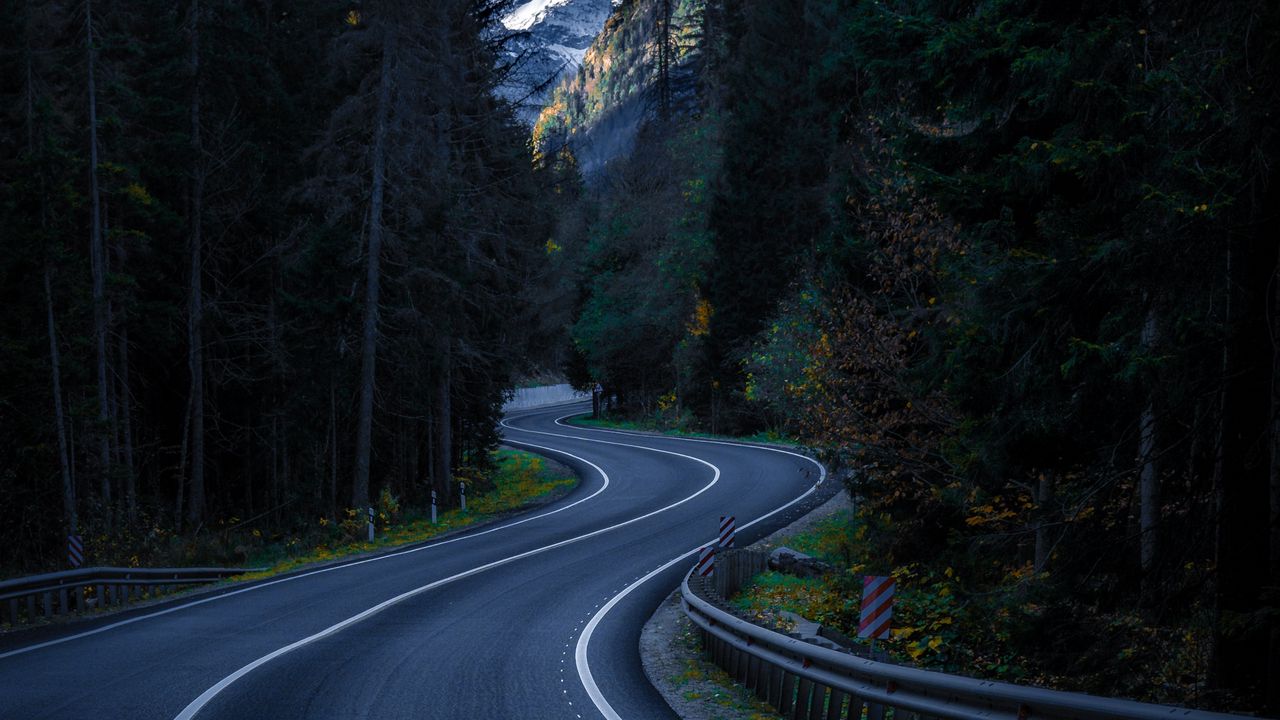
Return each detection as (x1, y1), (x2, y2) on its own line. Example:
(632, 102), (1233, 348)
(0, 402), (829, 719)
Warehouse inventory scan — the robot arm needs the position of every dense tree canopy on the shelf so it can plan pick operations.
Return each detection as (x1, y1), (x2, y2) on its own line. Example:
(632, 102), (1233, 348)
(0, 0), (561, 572)
(543, 0), (1279, 711)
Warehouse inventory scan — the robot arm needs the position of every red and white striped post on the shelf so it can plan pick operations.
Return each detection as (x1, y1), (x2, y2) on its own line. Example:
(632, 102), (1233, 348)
(695, 544), (715, 577)
(718, 515), (735, 549)
(858, 575), (895, 650)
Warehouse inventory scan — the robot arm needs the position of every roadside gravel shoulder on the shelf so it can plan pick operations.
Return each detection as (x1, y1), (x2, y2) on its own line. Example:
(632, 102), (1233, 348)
(640, 489), (852, 720)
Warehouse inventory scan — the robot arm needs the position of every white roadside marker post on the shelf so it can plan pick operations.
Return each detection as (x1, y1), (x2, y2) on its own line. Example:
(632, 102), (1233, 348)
(460, 481), (466, 512)
(431, 489), (438, 524)
(367, 506), (375, 542)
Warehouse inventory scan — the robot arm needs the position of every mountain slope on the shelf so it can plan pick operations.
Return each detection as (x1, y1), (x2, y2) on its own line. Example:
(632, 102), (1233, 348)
(532, 0), (704, 174)
(498, 0), (614, 125)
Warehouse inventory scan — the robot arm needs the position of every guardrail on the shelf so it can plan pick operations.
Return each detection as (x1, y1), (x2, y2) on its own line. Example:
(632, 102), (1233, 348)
(0, 566), (259, 627)
(681, 554), (1248, 720)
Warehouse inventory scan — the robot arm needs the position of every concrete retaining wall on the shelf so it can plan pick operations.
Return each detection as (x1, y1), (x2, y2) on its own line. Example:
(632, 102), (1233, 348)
(503, 383), (588, 412)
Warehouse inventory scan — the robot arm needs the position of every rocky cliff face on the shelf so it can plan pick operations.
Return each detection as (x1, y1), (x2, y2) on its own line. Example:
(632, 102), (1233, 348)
(498, 0), (614, 125)
(532, 0), (703, 176)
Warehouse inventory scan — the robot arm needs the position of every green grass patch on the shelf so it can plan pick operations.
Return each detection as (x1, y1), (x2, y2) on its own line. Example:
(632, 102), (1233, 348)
(672, 616), (781, 718)
(733, 510), (1015, 678)
(731, 571), (828, 628)
(237, 448), (575, 581)
(771, 510), (857, 566)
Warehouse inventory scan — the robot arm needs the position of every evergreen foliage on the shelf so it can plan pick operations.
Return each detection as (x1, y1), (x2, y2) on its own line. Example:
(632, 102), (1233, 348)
(0, 0), (561, 572)
(544, 0), (1280, 711)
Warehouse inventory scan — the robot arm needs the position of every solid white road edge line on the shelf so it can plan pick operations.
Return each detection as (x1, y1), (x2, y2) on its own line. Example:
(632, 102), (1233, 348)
(0, 427), (609, 662)
(174, 440), (723, 720)
(535, 414), (829, 720)
(550, 411), (824, 481)
(573, 483), (820, 720)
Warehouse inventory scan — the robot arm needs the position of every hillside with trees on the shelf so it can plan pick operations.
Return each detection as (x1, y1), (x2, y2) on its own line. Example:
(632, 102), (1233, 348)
(542, 0), (1280, 713)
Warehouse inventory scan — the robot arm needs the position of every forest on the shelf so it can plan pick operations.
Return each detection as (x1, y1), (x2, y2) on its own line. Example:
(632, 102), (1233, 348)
(0, 0), (570, 571)
(1, 0), (1278, 714)
(537, 0), (1280, 713)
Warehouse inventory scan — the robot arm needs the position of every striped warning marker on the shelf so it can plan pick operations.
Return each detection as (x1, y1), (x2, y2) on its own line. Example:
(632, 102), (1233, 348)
(858, 575), (895, 639)
(67, 534), (84, 568)
(695, 545), (715, 577)
(718, 515), (735, 549)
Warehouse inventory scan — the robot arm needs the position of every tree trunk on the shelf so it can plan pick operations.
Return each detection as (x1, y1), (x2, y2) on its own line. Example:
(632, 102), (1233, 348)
(1033, 473), (1052, 573)
(271, 414), (279, 516)
(433, 347), (452, 501)
(281, 427), (290, 523)
(425, 400), (434, 493)
(1269, 273), (1280, 713)
(1138, 303), (1160, 592)
(45, 268), (76, 535)
(408, 417), (419, 496)
(186, 0), (206, 525)
(352, 27), (396, 511)
(30, 13), (76, 537)
(330, 380), (338, 517)
(1267, 176), (1280, 715)
(175, 382), (193, 534)
(86, 0), (113, 512)
(118, 315), (136, 523)
(108, 213), (136, 524)
(105, 203), (119, 469)
(244, 408), (253, 515)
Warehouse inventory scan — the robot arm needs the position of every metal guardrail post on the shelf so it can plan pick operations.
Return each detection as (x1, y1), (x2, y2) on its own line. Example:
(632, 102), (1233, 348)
(827, 689), (847, 720)
(795, 676), (813, 719)
(778, 671), (797, 714)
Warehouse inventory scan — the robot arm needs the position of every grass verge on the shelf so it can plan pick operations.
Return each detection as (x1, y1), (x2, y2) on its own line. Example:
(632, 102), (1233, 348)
(1, 449), (578, 633)
(670, 612), (782, 720)
(237, 448), (576, 581)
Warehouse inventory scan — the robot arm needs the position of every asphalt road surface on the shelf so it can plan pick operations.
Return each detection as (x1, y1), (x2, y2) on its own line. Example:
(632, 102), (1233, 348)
(0, 402), (831, 719)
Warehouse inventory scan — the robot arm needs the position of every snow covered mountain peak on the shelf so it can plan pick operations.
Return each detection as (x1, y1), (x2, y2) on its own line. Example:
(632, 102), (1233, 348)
(497, 0), (613, 124)
(503, 0), (573, 31)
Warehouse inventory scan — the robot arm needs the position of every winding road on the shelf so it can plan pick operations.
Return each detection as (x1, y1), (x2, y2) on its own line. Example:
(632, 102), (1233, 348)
(0, 402), (830, 719)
